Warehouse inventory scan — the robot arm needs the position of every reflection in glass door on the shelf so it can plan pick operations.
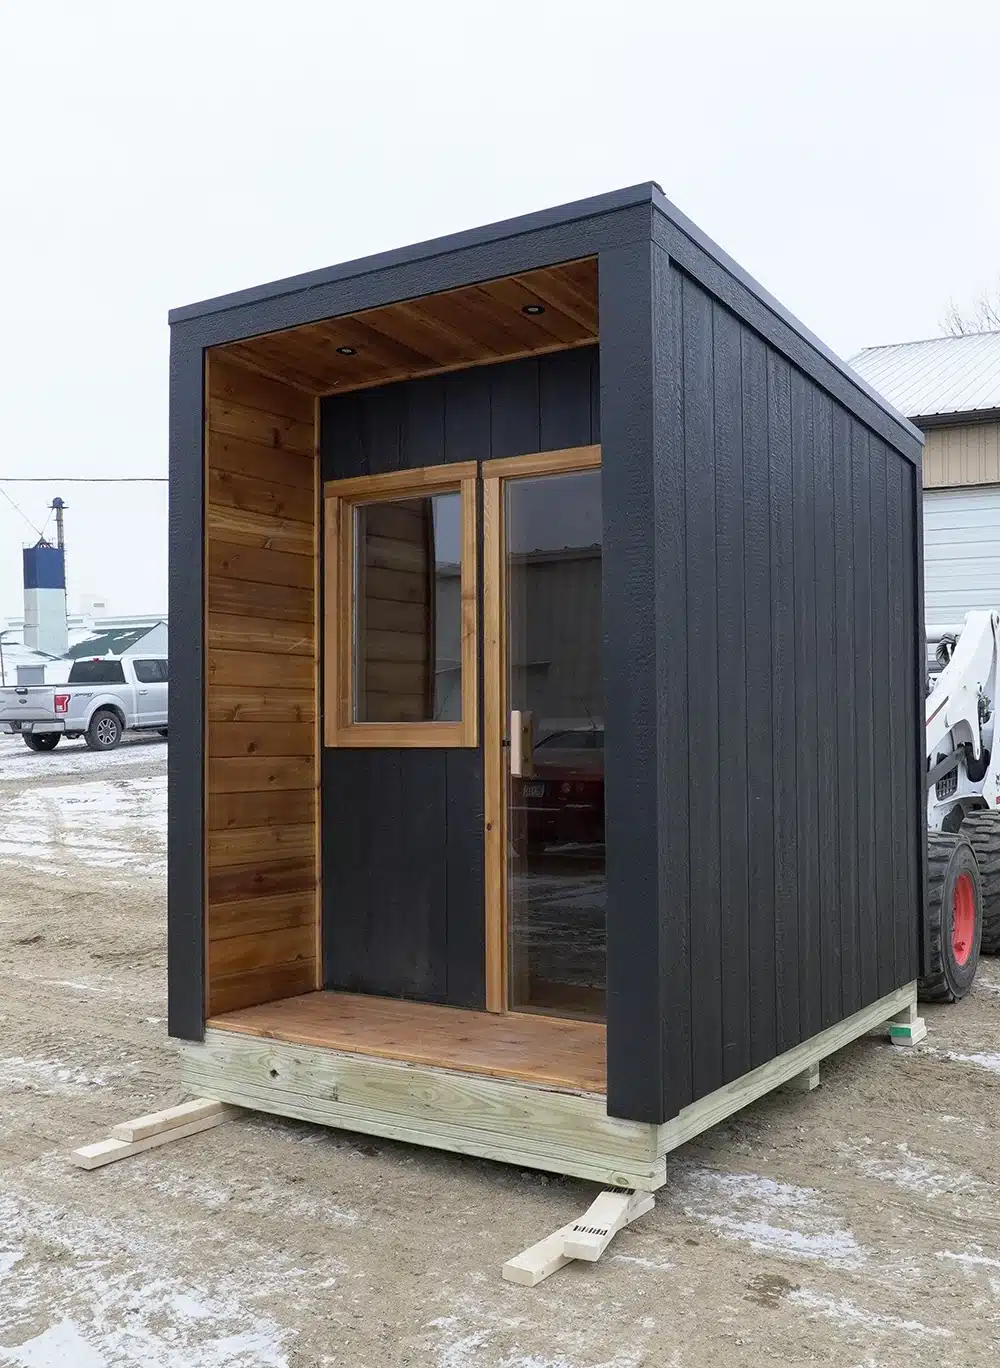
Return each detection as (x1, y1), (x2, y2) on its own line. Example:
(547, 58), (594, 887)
(504, 469), (605, 1020)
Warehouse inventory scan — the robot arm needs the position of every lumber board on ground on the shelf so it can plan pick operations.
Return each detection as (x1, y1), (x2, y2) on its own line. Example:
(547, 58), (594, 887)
(71, 1109), (235, 1170)
(111, 1097), (229, 1142)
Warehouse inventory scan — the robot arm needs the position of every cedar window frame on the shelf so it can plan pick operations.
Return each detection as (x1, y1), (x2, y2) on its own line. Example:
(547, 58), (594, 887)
(323, 462), (478, 748)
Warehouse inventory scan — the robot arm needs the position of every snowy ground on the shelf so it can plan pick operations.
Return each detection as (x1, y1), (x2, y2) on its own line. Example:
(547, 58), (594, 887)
(2, 738), (1000, 1365)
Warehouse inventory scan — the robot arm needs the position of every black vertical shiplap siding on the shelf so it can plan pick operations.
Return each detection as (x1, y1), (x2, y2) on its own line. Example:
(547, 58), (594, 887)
(832, 404), (861, 1019)
(321, 348), (599, 1009)
(791, 368), (821, 1043)
(813, 390), (841, 1030)
(741, 328), (777, 1071)
(887, 460), (911, 990)
(663, 268), (921, 1116)
(166, 340), (206, 1042)
(652, 244), (693, 1115)
(851, 423), (879, 1009)
(683, 278), (724, 1102)
(713, 301), (751, 1086)
(767, 351), (800, 1055)
(602, 240), (666, 1123)
(869, 439), (894, 999)
(904, 467), (925, 977)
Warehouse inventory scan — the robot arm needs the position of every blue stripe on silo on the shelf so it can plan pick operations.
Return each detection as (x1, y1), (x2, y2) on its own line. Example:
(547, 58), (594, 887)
(22, 546), (66, 591)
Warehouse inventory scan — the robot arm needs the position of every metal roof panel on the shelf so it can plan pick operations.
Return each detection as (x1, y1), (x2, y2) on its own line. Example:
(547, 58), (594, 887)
(850, 332), (1000, 419)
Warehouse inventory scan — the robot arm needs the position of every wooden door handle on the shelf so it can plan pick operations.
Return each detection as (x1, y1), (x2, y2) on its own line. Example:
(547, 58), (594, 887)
(509, 709), (534, 777)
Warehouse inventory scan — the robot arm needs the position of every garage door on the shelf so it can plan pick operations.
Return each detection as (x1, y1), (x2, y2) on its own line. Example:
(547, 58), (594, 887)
(924, 485), (1000, 625)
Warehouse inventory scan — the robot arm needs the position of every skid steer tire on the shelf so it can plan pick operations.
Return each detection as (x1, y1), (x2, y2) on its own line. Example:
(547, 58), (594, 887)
(960, 810), (1000, 955)
(920, 833), (982, 1002)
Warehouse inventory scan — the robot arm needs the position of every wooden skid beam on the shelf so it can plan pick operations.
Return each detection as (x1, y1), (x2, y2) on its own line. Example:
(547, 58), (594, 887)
(503, 1189), (654, 1286)
(655, 981), (919, 1161)
(72, 1099), (236, 1170)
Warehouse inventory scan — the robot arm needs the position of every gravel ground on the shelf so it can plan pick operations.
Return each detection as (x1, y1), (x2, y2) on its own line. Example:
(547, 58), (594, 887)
(2, 732), (1000, 1365)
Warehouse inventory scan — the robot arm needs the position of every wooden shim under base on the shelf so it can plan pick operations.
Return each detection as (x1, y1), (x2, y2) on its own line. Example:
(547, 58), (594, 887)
(72, 1099), (235, 1170)
(503, 1189), (655, 1286)
(780, 1061), (820, 1093)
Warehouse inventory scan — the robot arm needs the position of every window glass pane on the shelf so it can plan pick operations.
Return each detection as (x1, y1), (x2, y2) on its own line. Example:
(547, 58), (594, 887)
(133, 659), (159, 683)
(67, 659), (126, 684)
(505, 469), (605, 1021)
(354, 491), (462, 723)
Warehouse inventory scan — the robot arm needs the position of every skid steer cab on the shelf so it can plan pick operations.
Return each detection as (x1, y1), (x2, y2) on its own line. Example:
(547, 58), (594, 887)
(924, 610), (1000, 1001)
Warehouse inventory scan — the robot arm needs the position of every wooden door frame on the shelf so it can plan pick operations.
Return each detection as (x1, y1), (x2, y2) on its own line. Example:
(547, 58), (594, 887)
(481, 444), (602, 1012)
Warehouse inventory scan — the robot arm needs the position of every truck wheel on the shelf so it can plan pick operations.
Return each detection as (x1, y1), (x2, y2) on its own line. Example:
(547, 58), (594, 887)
(22, 733), (60, 752)
(84, 709), (123, 751)
(920, 833), (982, 1002)
(960, 810), (1000, 954)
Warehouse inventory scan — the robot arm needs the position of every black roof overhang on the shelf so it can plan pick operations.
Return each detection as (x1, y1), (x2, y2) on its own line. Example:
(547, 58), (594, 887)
(168, 180), (922, 461)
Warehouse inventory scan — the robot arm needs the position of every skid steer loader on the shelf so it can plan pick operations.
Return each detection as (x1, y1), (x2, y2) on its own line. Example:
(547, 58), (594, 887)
(924, 609), (1000, 1000)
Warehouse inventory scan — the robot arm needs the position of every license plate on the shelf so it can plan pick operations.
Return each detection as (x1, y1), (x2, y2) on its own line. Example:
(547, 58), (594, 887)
(521, 782), (545, 798)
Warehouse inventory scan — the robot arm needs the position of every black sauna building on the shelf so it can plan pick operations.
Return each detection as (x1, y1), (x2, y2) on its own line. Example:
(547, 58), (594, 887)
(168, 183), (924, 1186)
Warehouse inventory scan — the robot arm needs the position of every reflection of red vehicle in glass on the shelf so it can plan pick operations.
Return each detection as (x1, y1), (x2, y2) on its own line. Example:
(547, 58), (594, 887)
(511, 727), (604, 853)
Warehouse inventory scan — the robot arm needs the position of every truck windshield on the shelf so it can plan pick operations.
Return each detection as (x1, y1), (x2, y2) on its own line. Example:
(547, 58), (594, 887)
(68, 660), (126, 684)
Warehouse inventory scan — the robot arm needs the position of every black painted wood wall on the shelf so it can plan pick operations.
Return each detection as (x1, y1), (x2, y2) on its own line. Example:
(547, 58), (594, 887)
(320, 347), (600, 1007)
(604, 247), (922, 1122)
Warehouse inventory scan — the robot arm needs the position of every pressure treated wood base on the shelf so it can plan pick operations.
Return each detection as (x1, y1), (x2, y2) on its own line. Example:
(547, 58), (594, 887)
(180, 983), (920, 1189)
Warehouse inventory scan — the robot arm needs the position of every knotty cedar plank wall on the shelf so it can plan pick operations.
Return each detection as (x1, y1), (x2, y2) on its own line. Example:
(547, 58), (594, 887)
(204, 358), (320, 1017)
(320, 346), (599, 1007)
(651, 264), (919, 1111)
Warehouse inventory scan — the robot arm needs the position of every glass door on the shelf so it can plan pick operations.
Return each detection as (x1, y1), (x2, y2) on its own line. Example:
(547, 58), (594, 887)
(482, 450), (605, 1022)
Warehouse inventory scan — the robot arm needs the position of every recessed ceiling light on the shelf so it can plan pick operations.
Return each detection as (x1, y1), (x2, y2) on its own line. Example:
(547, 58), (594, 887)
(336, 345), (357, 356)
(522, 303), (545, 316)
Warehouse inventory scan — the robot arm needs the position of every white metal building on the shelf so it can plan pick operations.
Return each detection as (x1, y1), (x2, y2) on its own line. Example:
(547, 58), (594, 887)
(851, 332), (1000, 625)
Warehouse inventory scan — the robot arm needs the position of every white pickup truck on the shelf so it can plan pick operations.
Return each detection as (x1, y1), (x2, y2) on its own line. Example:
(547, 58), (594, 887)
(0, 656), (169, 752)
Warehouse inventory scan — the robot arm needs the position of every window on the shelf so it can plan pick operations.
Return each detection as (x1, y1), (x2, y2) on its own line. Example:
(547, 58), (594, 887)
(68, 659), (126, 684)
(132, 658), (165, 683)
(324, 463), (477, 747)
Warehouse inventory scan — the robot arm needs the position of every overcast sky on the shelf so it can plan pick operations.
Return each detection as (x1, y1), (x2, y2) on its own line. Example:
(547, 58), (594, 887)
(2, 1), (998, 625)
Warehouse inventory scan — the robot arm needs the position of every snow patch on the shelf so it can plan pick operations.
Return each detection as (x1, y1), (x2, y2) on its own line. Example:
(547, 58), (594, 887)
(0, 1056), (107, 1093)
(839, 1139), (979, 1196)
(0, 773), (166, 877)
(2, 1318), (108, 1367)
(678, 1168), (864, 1268)
(789, 1287), (952, 1339)
(937, 1249), (1000, 1271)
(0, 1192), (291, 1367)
(945, 1050), (1000, 1075)
(610, 1253), (675, 1271)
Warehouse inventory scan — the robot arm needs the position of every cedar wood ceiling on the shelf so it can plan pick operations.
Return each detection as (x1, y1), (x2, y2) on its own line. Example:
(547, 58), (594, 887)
(213, 258), (598, 396)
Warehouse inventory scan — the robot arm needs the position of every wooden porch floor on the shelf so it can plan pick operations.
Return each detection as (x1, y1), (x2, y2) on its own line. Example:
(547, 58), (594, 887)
(208, 991), (607, 1094)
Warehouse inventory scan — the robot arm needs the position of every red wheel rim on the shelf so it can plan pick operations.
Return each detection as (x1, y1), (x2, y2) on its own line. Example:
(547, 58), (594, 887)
(952, 872), (976, 966)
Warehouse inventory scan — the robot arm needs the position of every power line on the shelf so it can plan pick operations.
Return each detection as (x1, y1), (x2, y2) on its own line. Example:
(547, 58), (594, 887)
(0, 486), (44, 538)
(0, 477), (167, 484)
